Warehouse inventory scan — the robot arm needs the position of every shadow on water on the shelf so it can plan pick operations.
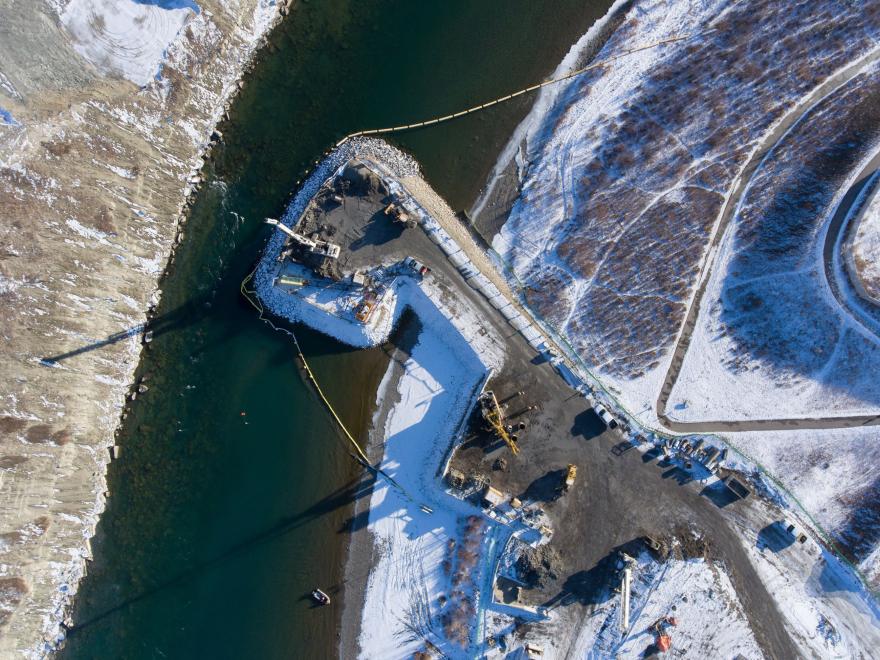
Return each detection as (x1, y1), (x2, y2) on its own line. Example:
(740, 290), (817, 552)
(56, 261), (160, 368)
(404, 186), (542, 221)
(61, 1), (621, 657)
(40, 294), (215, 364)
(67, 473), (376, 637)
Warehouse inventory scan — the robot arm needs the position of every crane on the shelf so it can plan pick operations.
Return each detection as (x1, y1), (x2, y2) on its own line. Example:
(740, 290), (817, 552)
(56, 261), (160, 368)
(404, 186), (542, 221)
(480, 391), (519, 456)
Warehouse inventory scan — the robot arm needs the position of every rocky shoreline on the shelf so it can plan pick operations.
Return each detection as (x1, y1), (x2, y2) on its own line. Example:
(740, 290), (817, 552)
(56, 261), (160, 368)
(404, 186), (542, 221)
(0, 2), (288, 655)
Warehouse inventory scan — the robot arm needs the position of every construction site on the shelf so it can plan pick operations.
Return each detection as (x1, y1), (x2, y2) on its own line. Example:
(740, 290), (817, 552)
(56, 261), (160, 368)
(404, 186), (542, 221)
(262, 159), (430, 333)
(257, 149), (818, 659)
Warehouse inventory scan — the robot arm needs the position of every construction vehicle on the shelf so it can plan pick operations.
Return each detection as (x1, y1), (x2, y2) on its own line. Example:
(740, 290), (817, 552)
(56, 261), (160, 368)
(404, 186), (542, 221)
(384, 201), (416, 228)
(650, 617), (677, 653)
(479, 390), (519, 455)
(643, 535), (669, 559)
(562, 464), (577, 492)
(266, 218), (341, 260)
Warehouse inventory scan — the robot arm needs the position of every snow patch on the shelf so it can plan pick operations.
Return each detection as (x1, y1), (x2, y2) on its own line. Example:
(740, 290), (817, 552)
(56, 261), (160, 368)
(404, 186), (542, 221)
(60, 0), (198, 86)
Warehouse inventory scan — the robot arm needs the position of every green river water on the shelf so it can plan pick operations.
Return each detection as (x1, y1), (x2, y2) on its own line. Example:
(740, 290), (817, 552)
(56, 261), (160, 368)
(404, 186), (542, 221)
(62, 2), (610, 658)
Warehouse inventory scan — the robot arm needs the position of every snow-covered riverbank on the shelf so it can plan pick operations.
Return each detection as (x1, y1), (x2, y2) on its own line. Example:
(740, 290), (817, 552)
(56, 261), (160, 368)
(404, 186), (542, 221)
(0, 2), (284, 655)
(356, 306), (489, 658)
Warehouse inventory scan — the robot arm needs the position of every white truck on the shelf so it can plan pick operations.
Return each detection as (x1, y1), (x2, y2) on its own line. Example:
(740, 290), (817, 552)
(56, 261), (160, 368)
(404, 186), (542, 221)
(593, 402), (619, 429)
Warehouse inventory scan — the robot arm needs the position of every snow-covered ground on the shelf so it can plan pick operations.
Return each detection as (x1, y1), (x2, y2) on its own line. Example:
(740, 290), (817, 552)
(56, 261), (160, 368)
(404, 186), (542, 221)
(490, 553), (762, 659)
(486, 0), (880, 430)
(0, 1), (283, 655)
(731, 427), (880, 579)
(668, 61), (880, 423)
(357, 310), (491, 659)
(735, 519), (880, 658)
(253, 140), (510, 371)
(852, 184), (880, 303)
(59, 0), (198, 86)
(252, 141), (545, 657)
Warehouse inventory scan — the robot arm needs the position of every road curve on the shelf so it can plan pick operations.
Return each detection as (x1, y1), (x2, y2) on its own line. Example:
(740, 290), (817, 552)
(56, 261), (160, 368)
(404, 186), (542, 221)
(656, 47), (880, 432)
(824, 157), (880, 336)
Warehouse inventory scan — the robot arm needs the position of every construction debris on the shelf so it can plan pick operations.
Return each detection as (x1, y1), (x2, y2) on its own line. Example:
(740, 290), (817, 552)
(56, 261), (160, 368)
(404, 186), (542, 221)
(650, 616), (678, 653)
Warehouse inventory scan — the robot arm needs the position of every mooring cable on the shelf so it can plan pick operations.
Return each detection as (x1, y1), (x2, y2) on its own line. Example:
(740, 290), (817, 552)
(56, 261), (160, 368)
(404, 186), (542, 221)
(240, 268), (420, 504)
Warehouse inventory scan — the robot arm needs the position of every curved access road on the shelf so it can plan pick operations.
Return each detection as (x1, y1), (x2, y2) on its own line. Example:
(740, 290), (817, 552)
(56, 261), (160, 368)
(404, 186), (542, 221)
(656, 46), (880, 432)
(825, 157), (880, 336)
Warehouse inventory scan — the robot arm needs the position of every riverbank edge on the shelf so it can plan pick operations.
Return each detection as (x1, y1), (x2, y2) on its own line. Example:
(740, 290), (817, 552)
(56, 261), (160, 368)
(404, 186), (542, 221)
(337, 330), (407, 660)
(469, 0), (633, 240)
(28, 6), (290, 657)
(328, 5), (635, 652)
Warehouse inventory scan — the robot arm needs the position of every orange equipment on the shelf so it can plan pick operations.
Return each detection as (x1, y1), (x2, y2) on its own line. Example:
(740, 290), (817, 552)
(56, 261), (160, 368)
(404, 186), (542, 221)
(657, 634), (671, 652)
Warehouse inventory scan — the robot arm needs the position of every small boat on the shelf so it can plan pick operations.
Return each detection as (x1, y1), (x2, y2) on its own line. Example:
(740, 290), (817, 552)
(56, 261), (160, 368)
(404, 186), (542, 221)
(311, 588), (331, 606)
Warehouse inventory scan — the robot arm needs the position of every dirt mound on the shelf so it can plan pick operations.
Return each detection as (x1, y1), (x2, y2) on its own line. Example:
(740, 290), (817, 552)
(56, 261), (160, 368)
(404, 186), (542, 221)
(339, 162), (386, 196)
(516, 544), (562, 589)
(672, 526), (713, 560)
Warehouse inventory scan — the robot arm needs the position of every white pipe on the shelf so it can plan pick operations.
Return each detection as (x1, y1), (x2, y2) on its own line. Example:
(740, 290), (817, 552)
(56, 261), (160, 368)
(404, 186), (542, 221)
(620, 566), (632, 633)
(265, 218), (298, 239)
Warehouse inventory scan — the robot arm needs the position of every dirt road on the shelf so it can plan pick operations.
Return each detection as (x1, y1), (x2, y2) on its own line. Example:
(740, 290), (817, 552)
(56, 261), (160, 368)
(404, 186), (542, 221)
(823, 154), (880, 335)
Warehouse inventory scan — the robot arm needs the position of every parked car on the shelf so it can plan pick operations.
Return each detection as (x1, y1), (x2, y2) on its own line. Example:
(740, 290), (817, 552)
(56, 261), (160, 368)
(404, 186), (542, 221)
(404, 257), (430, 276)
(783, 520), (809, 544)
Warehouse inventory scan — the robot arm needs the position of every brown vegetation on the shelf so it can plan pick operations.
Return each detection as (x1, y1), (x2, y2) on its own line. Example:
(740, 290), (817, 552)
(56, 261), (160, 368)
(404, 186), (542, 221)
(513, 0), (880, 379)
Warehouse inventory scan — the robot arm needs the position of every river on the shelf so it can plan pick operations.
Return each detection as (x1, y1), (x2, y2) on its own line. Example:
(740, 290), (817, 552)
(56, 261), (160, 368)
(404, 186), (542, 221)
(61, 2), (612, 658)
